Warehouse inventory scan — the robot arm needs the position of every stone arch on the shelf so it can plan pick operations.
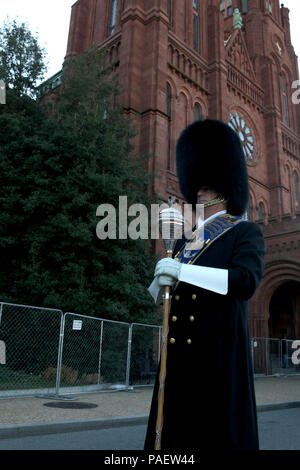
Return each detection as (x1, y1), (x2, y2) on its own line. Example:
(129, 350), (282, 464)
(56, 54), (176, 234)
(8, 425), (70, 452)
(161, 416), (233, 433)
(248, 185), (256, 221)
(293, 168), (300, 210)
(270, 52), (280, 70)
(192, 96), (207, 118)
(281, 64), (293, 85)
(254, 261), (300, 327)
(280, 65), (293, 127)
(268, 280), (300, 339)
(177, 86), (193, 108)
(174, 48), (180, 69)
(166, 77), (177, 100)
(283, 161), (300, 213)
(168, 44), (174, 64)
(177, 90), (189, 128)
(256, 198), (269, 224)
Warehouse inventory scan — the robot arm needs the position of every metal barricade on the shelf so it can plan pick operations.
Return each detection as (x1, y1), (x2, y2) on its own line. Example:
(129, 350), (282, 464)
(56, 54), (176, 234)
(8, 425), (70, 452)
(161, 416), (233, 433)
(282, 340), (300, 374)
(56, 313), (130, 393)
(252, 337), (281, 376)
(126, 323), (161, 387)
(2, 299), (299, 397)
(0, 302), (63, 396)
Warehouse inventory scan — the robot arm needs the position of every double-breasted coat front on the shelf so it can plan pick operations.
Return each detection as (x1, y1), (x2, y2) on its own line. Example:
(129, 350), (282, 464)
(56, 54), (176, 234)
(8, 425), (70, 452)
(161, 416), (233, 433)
(144, 219), (266, 450)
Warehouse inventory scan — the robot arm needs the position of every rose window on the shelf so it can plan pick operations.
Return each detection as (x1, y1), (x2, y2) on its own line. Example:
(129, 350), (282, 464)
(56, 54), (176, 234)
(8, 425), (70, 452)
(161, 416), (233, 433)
(228, 112), (257, 162)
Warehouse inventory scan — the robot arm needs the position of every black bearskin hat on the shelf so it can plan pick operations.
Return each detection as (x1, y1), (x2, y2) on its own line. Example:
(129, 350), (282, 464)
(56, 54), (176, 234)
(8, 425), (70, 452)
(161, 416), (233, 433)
(176, 119), (249, 216)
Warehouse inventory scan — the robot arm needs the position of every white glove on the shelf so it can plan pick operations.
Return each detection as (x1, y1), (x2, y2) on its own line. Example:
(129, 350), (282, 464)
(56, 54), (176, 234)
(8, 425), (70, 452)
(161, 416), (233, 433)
(148, 277), (164, 304)
(151, 259), (228, 296)
(154, 258), (182, 287)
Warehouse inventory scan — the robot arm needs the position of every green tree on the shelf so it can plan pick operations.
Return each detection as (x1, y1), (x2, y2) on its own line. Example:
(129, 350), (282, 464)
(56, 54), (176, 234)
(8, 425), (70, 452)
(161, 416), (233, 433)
(0, 46), (159, 326)
(0, 19), (47, 97)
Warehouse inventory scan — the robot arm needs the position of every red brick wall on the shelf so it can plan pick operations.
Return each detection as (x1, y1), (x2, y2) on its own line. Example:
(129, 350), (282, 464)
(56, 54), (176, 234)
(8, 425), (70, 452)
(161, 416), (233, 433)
(65, 0), (300, 337)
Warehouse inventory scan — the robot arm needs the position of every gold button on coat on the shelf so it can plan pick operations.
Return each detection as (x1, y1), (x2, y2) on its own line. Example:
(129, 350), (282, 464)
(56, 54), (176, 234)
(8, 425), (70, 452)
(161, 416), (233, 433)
(192, 294), (197, 300)
(187, 339), (192, 344)
(170, 338), (176, 344)
(175, 295), (180, 301)
(172, 316), (177, 322)
(189, 316), (195, 322)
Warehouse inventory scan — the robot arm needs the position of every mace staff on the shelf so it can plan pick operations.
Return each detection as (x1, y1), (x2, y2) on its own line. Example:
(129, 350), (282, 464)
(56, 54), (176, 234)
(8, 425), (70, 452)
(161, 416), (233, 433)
(155, 197), (184, 451)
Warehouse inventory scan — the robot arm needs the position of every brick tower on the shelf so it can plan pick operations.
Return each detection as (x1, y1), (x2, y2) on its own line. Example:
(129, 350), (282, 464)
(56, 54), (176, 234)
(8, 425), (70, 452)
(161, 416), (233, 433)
(64, 0), (300, 339)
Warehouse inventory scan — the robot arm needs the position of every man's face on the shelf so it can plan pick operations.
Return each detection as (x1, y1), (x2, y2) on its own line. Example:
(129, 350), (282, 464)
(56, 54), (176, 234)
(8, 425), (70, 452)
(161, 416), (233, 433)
(197, 187), (218, 204)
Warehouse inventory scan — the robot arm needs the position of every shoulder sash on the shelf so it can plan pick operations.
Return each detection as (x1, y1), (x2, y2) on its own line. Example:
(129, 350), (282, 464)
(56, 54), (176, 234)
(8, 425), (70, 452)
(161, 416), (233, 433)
(174, 214), (245, 265)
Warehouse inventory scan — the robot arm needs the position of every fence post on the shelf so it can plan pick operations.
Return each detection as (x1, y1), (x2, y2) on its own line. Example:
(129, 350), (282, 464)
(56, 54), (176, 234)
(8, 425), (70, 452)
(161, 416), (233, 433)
(266, 338), (269, 376)
(55, 312), (66, 396)
(250, 338), (254, 369)
(97, 320), (104, 385)
(125, 324), (133, 390)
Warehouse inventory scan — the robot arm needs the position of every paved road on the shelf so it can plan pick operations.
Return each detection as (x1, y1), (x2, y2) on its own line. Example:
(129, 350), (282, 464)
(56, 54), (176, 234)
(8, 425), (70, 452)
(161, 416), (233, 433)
(0, 408), (300, 450)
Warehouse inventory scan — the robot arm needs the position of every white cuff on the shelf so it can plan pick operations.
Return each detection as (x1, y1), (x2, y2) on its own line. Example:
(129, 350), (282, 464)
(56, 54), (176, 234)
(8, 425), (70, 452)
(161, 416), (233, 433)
(148, 277), (164, 304)
(178, 264), (228, 295)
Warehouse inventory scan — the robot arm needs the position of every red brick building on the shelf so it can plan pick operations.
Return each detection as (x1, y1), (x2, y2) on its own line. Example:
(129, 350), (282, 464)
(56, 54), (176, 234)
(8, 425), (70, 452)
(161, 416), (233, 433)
(61, 0), (300, 339)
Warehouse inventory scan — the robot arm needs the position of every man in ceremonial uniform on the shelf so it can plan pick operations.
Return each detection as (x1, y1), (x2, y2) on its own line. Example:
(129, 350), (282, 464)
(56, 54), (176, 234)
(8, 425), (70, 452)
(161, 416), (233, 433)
(145, 119), (266, 450)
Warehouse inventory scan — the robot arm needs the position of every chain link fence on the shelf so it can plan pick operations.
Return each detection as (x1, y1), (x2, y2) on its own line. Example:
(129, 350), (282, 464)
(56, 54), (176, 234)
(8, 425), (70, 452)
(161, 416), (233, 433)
(251, 337), (300, 376)
(127, 323), (162, 387)
(0, 303), (63, 396)
(1, 302), (300, 397)
(56, 313), (130, 393)
(0, 302), (162, 397)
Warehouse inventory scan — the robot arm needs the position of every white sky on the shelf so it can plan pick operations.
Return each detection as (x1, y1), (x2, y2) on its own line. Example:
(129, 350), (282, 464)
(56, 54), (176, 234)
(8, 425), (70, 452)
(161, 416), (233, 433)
(0, 0), (299, 82)
(0, 0), (75, 81)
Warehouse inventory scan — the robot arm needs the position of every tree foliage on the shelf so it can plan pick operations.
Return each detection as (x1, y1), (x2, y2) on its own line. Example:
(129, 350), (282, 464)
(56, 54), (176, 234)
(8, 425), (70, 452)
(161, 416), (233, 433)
(0, 45), (159, 325)
(0, 19), (47, 97)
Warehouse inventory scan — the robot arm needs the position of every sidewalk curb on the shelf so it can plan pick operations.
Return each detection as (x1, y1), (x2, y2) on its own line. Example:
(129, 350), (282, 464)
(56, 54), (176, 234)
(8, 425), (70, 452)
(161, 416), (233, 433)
(1, 401), (300, 440)
(0, 415), (149, 440)
(257, 401), (300, 412)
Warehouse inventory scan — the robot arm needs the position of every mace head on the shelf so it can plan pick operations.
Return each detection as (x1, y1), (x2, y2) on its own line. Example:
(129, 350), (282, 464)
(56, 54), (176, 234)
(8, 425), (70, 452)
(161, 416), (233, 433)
(159, 198), (184, 253)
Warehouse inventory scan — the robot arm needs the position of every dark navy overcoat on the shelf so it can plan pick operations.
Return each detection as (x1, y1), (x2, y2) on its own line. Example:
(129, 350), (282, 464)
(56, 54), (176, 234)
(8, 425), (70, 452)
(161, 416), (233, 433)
(144, 220), (266, 450)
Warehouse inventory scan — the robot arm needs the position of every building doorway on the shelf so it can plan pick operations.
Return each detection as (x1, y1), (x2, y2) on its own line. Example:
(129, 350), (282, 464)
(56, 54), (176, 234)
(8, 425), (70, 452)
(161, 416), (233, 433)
(268, 281), (300, 340)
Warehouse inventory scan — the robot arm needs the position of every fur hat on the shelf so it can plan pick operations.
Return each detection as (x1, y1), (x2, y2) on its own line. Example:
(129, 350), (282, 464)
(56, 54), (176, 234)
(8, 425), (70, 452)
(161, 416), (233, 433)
(176, 119), (249, 216)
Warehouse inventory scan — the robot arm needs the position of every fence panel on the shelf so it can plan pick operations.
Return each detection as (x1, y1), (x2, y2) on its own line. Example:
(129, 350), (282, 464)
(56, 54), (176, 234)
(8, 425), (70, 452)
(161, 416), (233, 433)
(1, 300), (300, 397)
(57, 313), (130, 392)
(282, 340), (300, 374)
(252, 337), (281, 375)
(0, 302), (63, 395)
(128, 323), (161, 386)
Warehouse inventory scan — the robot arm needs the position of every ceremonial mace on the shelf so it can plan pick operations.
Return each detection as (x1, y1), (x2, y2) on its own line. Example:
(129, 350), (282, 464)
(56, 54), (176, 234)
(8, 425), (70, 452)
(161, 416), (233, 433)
(155, 197), (184, 450)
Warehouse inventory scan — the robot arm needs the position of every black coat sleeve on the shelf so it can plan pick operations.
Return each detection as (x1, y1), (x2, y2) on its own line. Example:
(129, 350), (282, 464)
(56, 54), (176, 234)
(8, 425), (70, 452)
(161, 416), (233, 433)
(227, 221), (266, 300)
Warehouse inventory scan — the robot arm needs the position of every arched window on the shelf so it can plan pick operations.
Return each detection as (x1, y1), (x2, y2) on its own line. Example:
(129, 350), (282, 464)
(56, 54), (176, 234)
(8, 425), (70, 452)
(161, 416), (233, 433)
(266, 0), (273, 15)
(258, 202), (265, 220)
(109, 0), (118, 35)
(166, 83), (172, 170)
(167, 0), (171, 18)
(220, 0), (233, 18)
(244, 202), (251, 221)
(281, 73), (289, 126)
(242, 0), (248, 13)
(193, 0), (200, 52)
(194, 103), (202, 121)
(294, 171), (299, 207)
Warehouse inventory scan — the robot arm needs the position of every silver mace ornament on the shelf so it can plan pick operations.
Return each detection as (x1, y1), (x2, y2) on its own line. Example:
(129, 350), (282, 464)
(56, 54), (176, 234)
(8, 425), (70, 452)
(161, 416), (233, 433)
(155, 197), (184, 451)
